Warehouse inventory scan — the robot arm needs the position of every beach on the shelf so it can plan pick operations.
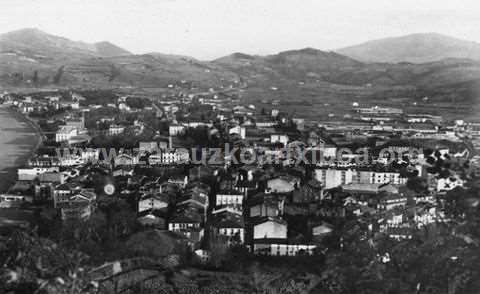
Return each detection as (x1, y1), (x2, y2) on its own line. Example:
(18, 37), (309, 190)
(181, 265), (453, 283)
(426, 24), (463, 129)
(0, 105), (41, 193)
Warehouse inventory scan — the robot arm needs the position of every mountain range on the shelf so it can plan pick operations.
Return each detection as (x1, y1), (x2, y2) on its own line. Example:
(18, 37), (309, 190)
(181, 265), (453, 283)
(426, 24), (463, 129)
(337, 33), (480, 63)
(0, 28), (479, 116)
(0, 28), (130, 61)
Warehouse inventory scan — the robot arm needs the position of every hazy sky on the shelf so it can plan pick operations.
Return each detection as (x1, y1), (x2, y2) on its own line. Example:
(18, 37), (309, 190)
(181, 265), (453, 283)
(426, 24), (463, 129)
(1, 0), (480, 60)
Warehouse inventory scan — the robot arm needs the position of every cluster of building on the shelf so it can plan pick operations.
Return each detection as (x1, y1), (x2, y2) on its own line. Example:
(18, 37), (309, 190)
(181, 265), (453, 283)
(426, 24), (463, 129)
(0, 89), (478, 261)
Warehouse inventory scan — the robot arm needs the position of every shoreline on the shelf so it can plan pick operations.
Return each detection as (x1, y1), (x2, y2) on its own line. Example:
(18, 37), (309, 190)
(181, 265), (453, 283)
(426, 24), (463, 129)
(0, 105), (43, 193)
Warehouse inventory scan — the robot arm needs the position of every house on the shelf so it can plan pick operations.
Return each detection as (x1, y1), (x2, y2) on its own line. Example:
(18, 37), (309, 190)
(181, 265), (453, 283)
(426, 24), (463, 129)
(270, 133), (289, 146)
(65, 117), (85, 129)
(183, 122), (213, 128)
(139, 141), (159, 153)
(58, 202), (93, 221)
(414, 205), (443, 227)
(341, 183), (398, 195)
(168, 175), (188, 188)
(69, 101), (80, 109)
(386, 227), (412, 240)
(56, 191), (96, 221)
(312, 222), (334, 241)
(56, 155), (84, 167)
(314, 168), (355, 189)
(253, 240), (316, 256)
(54, 189), (96, 208)
(118, 102), (131, 111)
(139, 178), (162, 195)
(35, 172), (68, 202)
(436, 176), (464, 192)
(253, 217), (287, 240)
(255, 118), (277, 128)
(379, 210), (408, 232)
(178, 195), (209, 221)
(80, 149), (99, 162)
(413, 193), (435, 204)
(185, 181), (211, 198)
(0, 194), (33, 208)
(28, 156), (60, 167)
(168, 212), (204, 244)
(354, 170), (407, 185)
(292, 118), (305, 130)
(306, 133), (337, 157)
(38, 172), (67, 184)
(378, 193), (408, 210)
(138, 193), (169, 213)
(136, 211), (166, 229)
(194, 249), (211, 264)
(149, 149), (189, 165)
(68, 134), (92, 146)
(53, 182), (84, 206)
(188, 165), (215, 181)
(236, 180), (258, 196)
(112, 166), (134, 177)
(351, 204), (376, 217)
(229, 125), (246, 139)
(17, 166), (60, 181)
(215, 191), (244, 211)
(292, 179), (324, 203)
(55, 126), (78, 142)
(266, 177), (296, 194)
(169, 124), (186, 136)
(114, 153), (138, 167)
(248, 193), (285, 218)
(211, 211), (245, 244)
(108, 124), (125, 136)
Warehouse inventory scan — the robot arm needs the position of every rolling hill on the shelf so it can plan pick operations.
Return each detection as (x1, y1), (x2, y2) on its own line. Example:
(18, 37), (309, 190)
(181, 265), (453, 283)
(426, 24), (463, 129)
(337, 33), (480, 63)
(0, 28), (131, 60)
(0, 28), (479, 117)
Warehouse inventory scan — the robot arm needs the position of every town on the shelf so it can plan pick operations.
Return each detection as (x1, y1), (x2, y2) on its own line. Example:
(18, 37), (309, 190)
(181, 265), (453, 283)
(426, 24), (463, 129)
(0, 84), (479, 292)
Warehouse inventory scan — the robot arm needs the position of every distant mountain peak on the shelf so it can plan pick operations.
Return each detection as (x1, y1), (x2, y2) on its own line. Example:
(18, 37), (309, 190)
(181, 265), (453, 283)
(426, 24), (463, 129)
(3, 27), (46, 35)
(230, 52), (255, 59)
(0, 28), (131, 58)
(280, 47), (325, 55)
(94, 41), (131, 57)
(337, 32), (480, 63)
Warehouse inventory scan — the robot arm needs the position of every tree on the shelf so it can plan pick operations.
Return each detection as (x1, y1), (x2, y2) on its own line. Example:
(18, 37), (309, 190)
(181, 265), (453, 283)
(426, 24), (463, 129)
(0, 230), (91, 293)
(406, 176), (428, 193)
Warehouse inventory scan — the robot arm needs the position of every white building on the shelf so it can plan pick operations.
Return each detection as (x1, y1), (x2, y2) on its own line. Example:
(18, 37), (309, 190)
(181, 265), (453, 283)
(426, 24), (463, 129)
(253, 242), (316, 256)
(56, 126), (78, 142)
(108, 125), (125, 136)
(314, 168), (355, 189)
(253, 218), (287, 240)
(138, 194), (169, 213)
(18, 167), (60, 181)
(354, 170), (407, 185)
(149, 149), (189, 165)
(436, 177), (464, 192)
(169, 124), (186, 136)
(229, 126), (246, 139)
(379, 194), (408, 210)
(266, 177), (296, 193)
(270, 134), (289, 146)
(215, 192), (244, 210)
(0, 194), (33, 207)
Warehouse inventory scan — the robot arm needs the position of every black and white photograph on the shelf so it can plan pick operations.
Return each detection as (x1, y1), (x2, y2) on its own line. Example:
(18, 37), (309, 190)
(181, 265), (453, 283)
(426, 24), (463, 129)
(1, 1), (480, 293)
